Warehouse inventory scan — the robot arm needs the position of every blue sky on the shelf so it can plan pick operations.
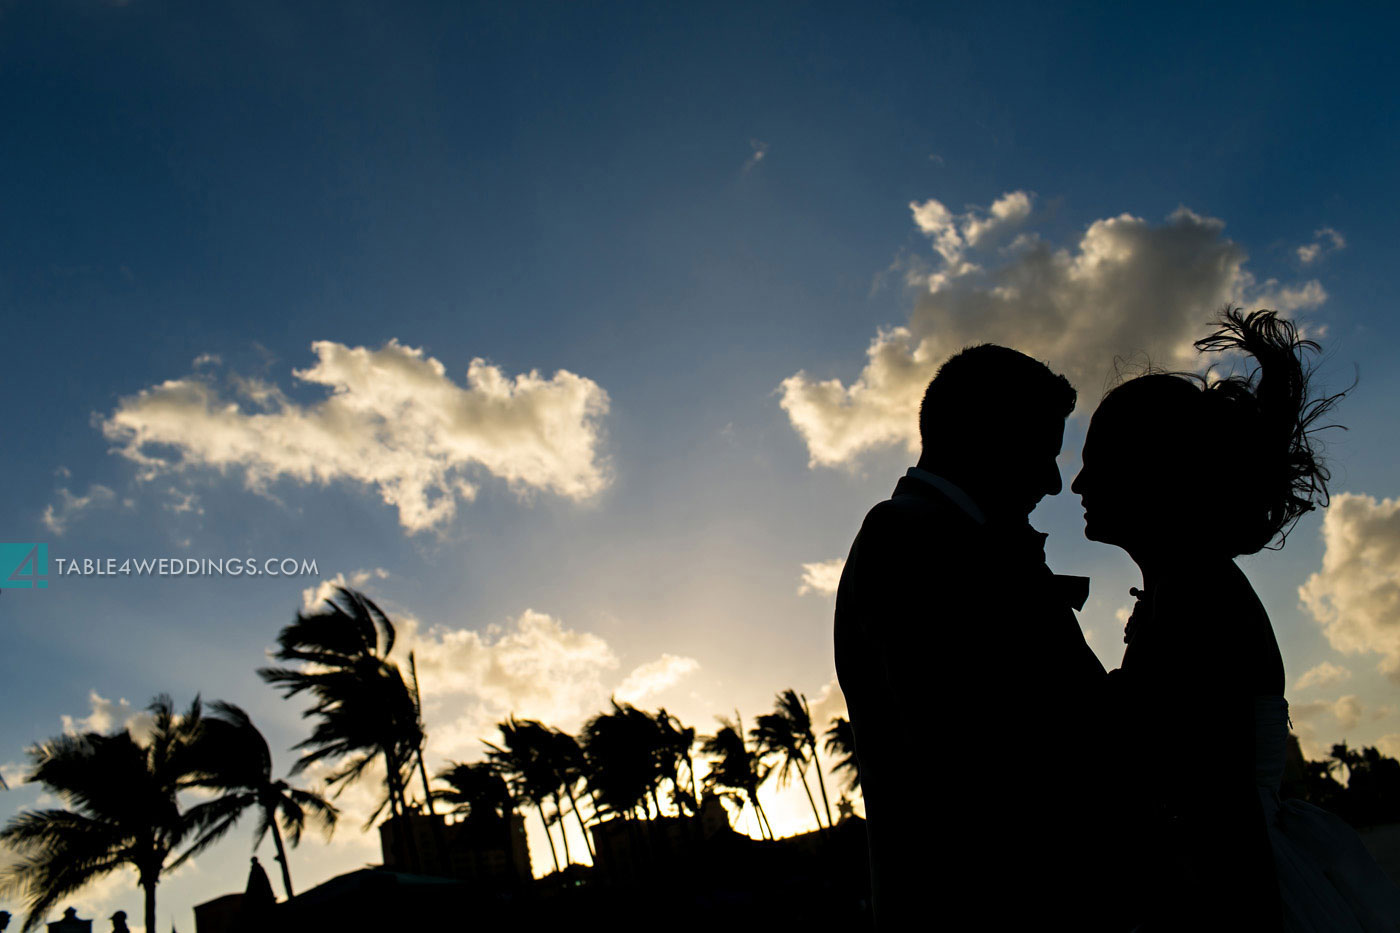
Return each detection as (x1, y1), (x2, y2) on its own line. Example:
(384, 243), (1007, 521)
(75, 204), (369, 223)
(3, 2), (1400, 929)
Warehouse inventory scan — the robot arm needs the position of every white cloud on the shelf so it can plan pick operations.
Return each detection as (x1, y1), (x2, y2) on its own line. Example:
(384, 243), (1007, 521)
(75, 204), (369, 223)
(614, 654), (701, 704)
(744, 139), (769, 172)
(798, 558), (845, 597)
(1293, 660), (1352, 692)
(780, 199), (1328, 467)
(59, 690), (144, 736)
(164, 487), (203, 516)
(1, 760), (26, 787)
(1297, 226), (1346, 265)
(1291, 694), (1364, 758)
(400, 609), (680, 762)
(299, 568), (390, 613)
(42, 484), (117, 534)
(100, 340), (611, 534)
(805, 675), (848, 730)
(1299, 493), (1400, 680)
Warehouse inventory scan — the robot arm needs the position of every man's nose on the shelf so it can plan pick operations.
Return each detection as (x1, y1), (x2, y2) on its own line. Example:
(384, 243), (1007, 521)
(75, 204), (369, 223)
(1046, 464), (1063, 497)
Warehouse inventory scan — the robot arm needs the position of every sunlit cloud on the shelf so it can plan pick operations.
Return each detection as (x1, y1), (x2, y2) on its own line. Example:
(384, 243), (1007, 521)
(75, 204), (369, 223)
(299, 568), (390, 613)
(1297, 226), (1346, 264)
(101, 340), (612, 533)
(42, 484), (117, 534)
(743, 139), (769, 172)
(1291, 694), (1364, 758)
(780, 196), (1328, 467)
(614, 654), (701, 704)
(1293, 660), (1352, 692)
(797, 558), (845, 597)
(1300, 492), (1400, 681)
(59, 690), (153, 738)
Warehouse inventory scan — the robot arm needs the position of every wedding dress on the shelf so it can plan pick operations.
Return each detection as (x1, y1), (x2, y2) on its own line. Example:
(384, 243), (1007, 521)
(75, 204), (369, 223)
(1254, 696), (1400, 931)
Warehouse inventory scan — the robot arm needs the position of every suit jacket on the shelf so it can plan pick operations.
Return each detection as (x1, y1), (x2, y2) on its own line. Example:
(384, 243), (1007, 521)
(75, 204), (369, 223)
(834, 474), (1113, 928)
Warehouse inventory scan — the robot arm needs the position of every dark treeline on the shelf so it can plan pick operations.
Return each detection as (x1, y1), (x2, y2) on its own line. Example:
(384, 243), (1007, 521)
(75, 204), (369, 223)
(1285, 735), (1400, 829)
(0, 588), (862, 932)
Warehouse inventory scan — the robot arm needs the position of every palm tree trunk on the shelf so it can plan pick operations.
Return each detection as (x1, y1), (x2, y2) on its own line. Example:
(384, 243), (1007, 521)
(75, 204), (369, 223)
(552, 792), (572, 865)
(537, 802), (561, 873)
(269, 813), (296, 899)
(415, 747), (449, 872)
(686, 755), (700, 816)
(748, 791), (773, 839)
(143, 879), (157, 933)
(416, 749), (438, 816)
(796, 765), (827, 835)
(382, 749), (416, 871)
(809, 739), (835, 828)
(564, 785), (595, 859)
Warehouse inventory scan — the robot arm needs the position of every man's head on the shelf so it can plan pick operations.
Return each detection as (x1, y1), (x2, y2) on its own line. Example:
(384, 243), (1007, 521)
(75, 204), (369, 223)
(917, 345), (1076, 520)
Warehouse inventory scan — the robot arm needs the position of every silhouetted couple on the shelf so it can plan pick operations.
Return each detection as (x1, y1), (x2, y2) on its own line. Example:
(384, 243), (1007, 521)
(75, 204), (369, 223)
(834, 310), (1400, 931)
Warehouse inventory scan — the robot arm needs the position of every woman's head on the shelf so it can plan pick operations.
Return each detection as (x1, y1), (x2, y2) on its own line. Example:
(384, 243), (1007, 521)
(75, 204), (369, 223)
(1071, 308), (1344, 559)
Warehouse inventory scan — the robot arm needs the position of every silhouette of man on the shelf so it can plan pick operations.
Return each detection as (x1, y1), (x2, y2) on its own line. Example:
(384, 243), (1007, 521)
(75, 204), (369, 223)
(835, 346), (1116, 929)
(109, 910), (129, 933)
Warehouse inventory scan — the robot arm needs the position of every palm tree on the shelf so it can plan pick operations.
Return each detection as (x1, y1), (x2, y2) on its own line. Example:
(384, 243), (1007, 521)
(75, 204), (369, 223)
(259, 588), (423, 830)
(547, 729), (595, 859)
(654, 708), (699, 817)
(581, 701), (665, 822)
(182, 701), (338, 900)
(823, 716), (861, 792)
(432, 761), (513, 822)
(484, 717), (569, 872)
(751, 690), (833, 834)
(0, 696), (214, 933)
(752, 711), (825, 835)
(700, 714), (774, 840)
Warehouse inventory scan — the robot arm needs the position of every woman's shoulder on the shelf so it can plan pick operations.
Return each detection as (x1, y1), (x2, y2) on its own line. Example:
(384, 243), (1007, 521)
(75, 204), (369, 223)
(1155, 559), (1262, 619)
(1154, 559), (1282, 689)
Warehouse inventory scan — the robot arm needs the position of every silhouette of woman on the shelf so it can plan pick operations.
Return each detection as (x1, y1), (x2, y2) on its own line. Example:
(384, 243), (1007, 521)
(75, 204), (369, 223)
(1073, 308), (1400, 931)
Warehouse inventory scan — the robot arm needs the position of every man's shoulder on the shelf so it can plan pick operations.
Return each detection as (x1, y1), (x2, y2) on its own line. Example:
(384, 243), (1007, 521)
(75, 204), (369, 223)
(857, 484), (975, 542)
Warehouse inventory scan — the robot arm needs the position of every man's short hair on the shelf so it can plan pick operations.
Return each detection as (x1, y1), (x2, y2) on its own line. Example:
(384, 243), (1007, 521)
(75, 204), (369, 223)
(918, 345), (1076, 454)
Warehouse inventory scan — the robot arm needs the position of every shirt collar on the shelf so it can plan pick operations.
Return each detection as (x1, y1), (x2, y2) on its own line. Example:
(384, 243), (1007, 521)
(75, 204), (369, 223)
(903, 467), (986, 525)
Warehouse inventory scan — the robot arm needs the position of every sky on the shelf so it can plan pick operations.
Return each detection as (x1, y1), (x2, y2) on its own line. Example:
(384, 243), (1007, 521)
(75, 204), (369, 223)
(3, 1), (1400, 929)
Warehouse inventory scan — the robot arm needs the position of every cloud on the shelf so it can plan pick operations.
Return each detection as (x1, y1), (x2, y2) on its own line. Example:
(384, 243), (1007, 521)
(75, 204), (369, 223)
(46, 692), (163, 768)
(163, 486), (204, 516)
(1297, 226), (1346, 265)
(1293, 694), (1363, 731)
(1293, 660), (1352, 692)
(614, 654), (701, 705)
(1299, 493), (1400, 680)
(805, 675), (848, 729)
(798, 558), (845, 597)
(299, 568), (390, 613)
(780, 197), (1328, 467)
(42, 484), (117, 534)
(395, 608), (691, 763)
(100, 340), (611, 533)
(744, 139), (769, 172)
(1291, 694), (1364, 757)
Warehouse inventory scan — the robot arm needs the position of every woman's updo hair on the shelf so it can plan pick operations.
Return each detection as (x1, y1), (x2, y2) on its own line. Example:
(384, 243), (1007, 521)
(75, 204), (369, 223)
(1105, 307), (1346, 556)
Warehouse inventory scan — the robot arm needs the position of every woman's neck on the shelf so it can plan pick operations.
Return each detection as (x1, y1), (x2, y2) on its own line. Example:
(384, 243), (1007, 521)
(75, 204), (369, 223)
(1129, 544), (1233, 594)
